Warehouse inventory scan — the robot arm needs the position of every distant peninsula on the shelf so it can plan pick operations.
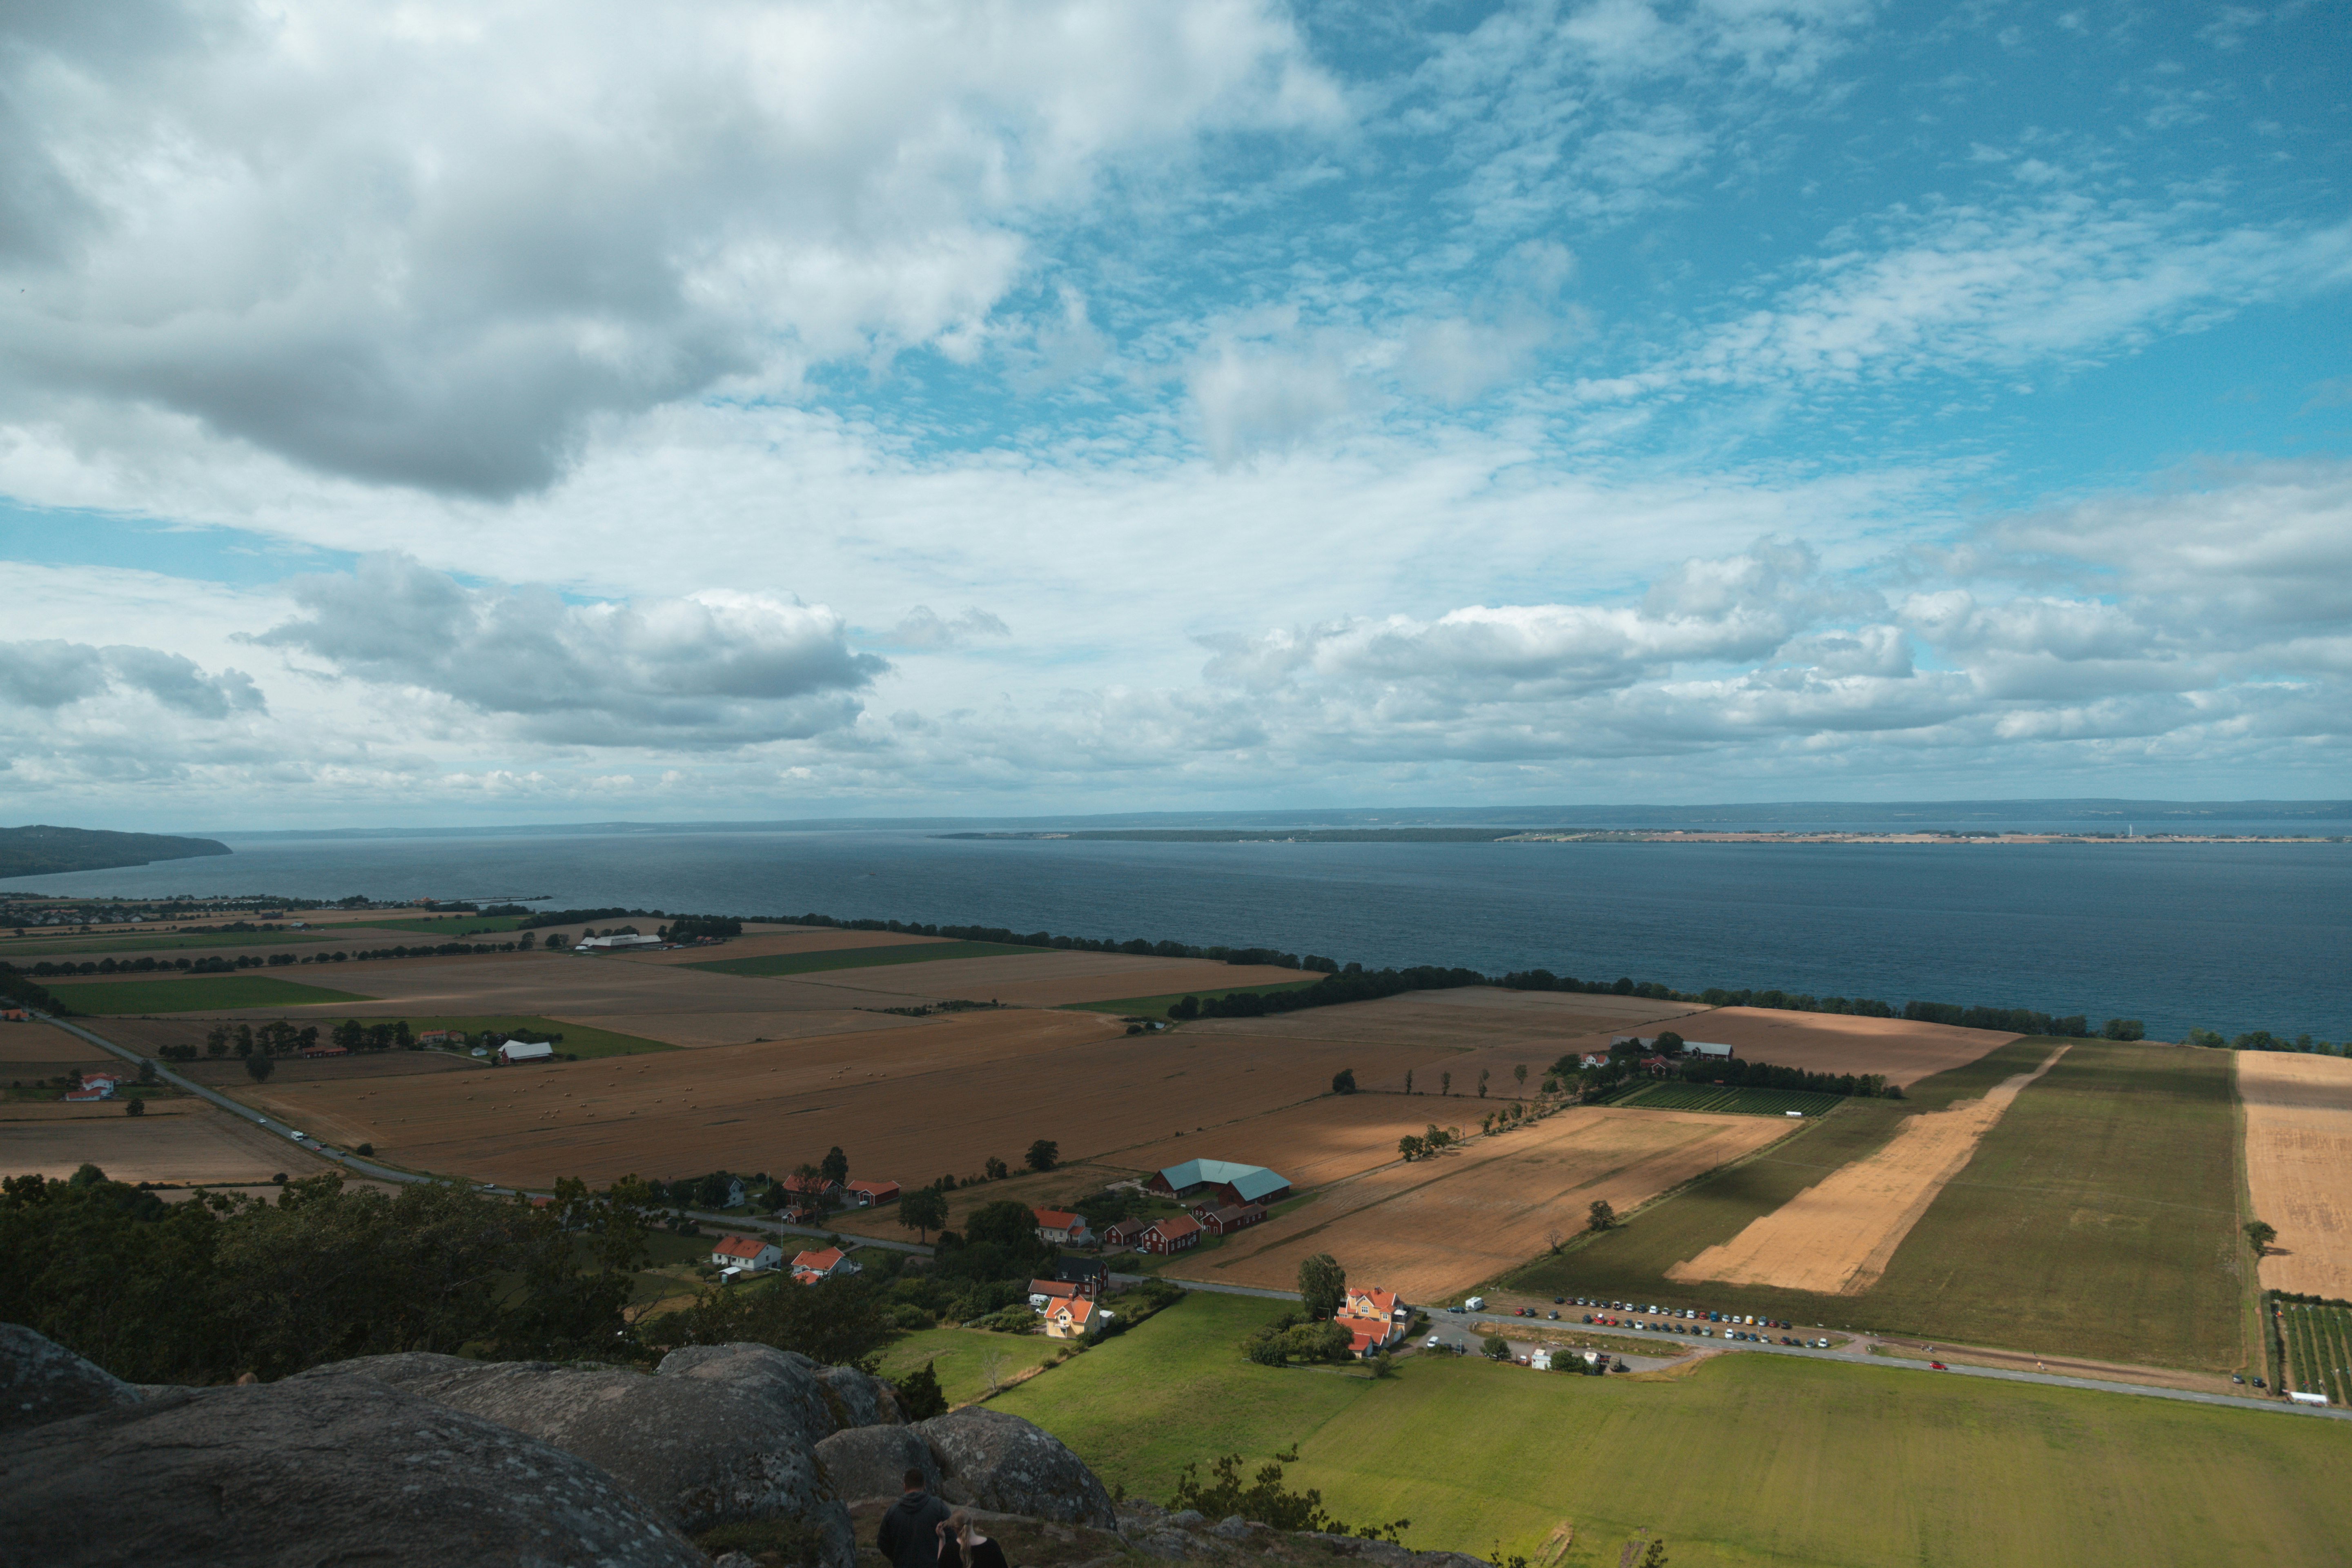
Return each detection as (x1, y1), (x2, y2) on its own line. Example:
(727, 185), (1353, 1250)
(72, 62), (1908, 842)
(0, 825), (234, 879)
(936, 827), (2343, 845)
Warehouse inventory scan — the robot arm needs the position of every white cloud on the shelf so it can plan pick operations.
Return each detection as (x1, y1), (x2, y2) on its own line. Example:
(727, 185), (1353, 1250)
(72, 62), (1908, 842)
(245, 553), (883, 747)
(0, 639), (263, 718)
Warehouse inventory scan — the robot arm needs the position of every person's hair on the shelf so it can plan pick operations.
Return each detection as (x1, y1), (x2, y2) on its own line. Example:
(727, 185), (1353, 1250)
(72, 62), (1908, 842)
(945, 1509), (973, 1567)
(903, 1467), (926, 1490)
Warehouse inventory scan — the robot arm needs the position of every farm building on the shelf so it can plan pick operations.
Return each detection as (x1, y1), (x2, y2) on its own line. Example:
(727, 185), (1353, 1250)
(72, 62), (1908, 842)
(1146, 1158), (1292, 1207)
(2, 1008), (29, 1022)
(1198, 1202), (1267, 1236)
(780, 1173), (842, 1205)
(708, 1235), (782, 1273)
(299, 1043), (350, 1059)
(1683, 1041), (1735, 1059)
(1100, 1218), (1150, 1249)
(495, 1039), (555, 1065)
(1056, 1256), (1107, 1298)
(80, 1071), (129, 1089)
(1044, 1298), (1101, 1339)
(416, 1030), (461, 1047)
(576, 933), (664, 951)
(1027, 1279), (1078, 1309)
(1336, 1286), (1407, 1356)
(1577, 1053), (1610, 1069)
(1032, 1207), (1092, 1246)
(790, 1246), (860, 1281)
(1136, 1215), (1201, 1254)
(62, 1085), (112, 1102)
(843, 1179), (900, 1207)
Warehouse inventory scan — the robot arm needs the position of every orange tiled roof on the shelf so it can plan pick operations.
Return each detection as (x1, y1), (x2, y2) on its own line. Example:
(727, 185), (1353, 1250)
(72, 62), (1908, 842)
(791, 1247), (845, 1272)
(712, 1235), (768, 1260)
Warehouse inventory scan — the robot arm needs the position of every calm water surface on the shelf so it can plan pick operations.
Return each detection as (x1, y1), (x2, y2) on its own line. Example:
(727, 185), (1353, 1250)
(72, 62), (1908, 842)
(13, 829), (2349, 1040)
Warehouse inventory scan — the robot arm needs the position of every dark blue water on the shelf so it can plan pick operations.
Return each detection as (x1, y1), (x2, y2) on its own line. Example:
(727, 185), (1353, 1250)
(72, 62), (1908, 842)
(11, 829), (2349, 1041)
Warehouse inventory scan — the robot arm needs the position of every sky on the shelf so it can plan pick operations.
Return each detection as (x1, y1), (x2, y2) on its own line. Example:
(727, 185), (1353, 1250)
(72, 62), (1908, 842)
(2, 0), (2348, 830)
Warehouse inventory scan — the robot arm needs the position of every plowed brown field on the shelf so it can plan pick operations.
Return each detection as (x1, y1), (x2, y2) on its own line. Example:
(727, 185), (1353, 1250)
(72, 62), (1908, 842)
(224, 1010), (1434, 1190)
(1659, 1008), (2018, 1087)
(1162, 1104), (1790, 1302)
(1667, 1045), (2069, 1294)
(557, 1009), (920, 1048)
(0, 1100), (343, 1185)
(0, 1022), (114, 1067)
(153, 953), (856, 1019)
(801, 951), (1312, 1007)
(2239, 1052), (2352, 1297)
(615, 930), (945, 967)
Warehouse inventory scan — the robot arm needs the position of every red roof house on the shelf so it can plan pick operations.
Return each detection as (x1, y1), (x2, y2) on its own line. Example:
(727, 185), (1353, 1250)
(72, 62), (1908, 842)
(1032, 1207), (1092, 1246)
(790, 1246), (860, 1280)
(844, 1179), (900, 1207)
(1136, 1215), (1201, 1255)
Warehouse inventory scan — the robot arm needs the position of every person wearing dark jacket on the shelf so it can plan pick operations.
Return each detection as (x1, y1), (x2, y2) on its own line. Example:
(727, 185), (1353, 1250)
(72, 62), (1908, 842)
(878, 1469), (950, 1568)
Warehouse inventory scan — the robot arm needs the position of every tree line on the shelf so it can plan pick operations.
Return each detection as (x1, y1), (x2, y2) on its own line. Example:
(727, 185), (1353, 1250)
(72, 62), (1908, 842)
(1170, 963), (1487, 1020)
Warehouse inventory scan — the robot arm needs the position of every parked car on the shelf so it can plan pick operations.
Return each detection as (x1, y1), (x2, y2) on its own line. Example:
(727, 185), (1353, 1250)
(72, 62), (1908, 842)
(2231, 1374), (2246, 1385)
(1929, 1361), (1949, 1371)
(1426, 1335), (1443, 1348)
(1548, 1310), (1559, 1320)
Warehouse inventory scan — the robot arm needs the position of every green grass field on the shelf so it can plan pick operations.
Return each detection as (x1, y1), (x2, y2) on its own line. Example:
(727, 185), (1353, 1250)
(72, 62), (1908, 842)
(0, 929), (347, 958)
(345, 915), (528, 937)
(875, 1325), (1066, 1406)
(1609, 1081), (1846, 1117)
(1063, 979), (1325, 1017)
(686, 940), (1049, 980)
(363, 1016), (676, 1060)
(1504, 1040), (2244, 1370)
(996, 1292), (2352, 1565)
(2278, 1301), (2352, 1405)
(45, 975), (374, 1013)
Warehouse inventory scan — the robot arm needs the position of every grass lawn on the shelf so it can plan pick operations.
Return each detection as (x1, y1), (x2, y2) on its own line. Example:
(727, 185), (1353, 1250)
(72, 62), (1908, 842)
(1503, 1040), (2244, 1370)
(875, 1325), (1066, 1407)
(372, 1016), (677, 1060)
(686, 940), (1048, 979)
(346, 915), (529, 937)
(1063, 979), (1324, 1017)
(994, 1292), (2352, 1565)
(46, 975), (375, 1014)
(0, 929), (347, 958)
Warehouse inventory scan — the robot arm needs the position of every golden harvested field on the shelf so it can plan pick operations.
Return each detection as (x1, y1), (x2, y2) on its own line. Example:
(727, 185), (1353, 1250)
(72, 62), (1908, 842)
(1668, 1045), (2069, 1295)
(1663, 1007), (2018, 1087)
(799, 951), (1312, 1007)
(0, 1100), (343, 1185)
(615, 929), (946, 967)
(1115, 1094), (1480, 1192)
(2238, 1052), (2352, 1297)
(227, 1010), (1434, 1190)
(557, 1009), (918, 1049)
(0, 1023), (114, 1067)
(178, 1054), (477, 1088)
(1163, 1103), (1791, 1302)
(151, 952), (849, 1018)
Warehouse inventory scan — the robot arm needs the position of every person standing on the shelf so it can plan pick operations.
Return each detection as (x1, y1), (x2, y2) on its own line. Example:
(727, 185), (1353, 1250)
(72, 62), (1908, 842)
(878, 1468), (950, 1568)
(937, 1508), (1010, 1568)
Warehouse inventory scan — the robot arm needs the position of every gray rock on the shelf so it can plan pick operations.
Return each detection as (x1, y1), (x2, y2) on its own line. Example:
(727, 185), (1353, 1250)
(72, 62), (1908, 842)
(657, 1341), (839, 1446)
(1212, 1514), (1254, 1539)
(393, 1361), (853, 1563)
(712, 1556), (759, 1568)
(0, 1324), (139, 1434)
(1136, 1528), (1207, 1561)
(915, 1407), (1116, 1527)
(819, 1362), (904, 1426)
(814, 1422), (939, 1501)
(292, 1349), (485, 1390)
(0, 1374), (703, 1567)
(1168, 1509), (1207, 1528)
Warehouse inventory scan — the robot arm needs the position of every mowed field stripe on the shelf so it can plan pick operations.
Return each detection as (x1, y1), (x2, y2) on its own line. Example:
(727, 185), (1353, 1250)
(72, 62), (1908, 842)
(1667, 1044), (2069, 1295)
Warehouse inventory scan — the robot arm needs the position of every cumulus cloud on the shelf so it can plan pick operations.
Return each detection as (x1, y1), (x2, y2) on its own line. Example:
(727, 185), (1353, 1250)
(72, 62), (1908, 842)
(245, 553), (883, 747)
(884, 606), (1012, 650)
(0, 639), (264, 717)
(0, 0), (1336, 497)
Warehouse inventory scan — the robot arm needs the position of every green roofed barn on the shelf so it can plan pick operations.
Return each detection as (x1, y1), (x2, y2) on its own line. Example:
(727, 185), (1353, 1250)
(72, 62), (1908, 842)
(1146, 1159), (1292, 1207)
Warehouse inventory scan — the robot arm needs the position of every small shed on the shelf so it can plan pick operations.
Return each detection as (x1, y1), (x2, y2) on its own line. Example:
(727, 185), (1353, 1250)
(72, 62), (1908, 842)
(1683, 1041), (1735, 1060)
(843, 1179), (900, 1207)
(496, 1039), (555, 1065)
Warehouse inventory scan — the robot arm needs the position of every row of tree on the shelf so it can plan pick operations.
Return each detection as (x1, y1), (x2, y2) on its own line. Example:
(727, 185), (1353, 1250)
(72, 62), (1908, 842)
(1172, 963), (1487, 1022)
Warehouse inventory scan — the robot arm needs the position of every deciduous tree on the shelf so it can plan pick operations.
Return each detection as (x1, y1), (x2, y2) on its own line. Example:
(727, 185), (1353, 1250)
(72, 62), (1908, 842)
(1587, 1199), (1615, 1232)
(899, 1185), (948, 1242)
(1297, 1253), (1346, 1320)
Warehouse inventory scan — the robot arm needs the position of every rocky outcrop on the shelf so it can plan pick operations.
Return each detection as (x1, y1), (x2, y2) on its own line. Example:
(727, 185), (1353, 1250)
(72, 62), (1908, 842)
(1111, 1500), (1494, 1567)
(915, 1407), (1117, 1527)
(355, 1359), (855, 1564)
(658, 1341), (842, 1447)
(819, 1362), (904, 1426)
(0, 1323), (140, 1434)
(0, 1361), (703, 1567)
(815, 1421), (940, 1501)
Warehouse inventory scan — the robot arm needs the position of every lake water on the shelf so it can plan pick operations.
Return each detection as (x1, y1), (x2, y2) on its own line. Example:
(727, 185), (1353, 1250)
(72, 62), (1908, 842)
(11, 822), (2349, 1041)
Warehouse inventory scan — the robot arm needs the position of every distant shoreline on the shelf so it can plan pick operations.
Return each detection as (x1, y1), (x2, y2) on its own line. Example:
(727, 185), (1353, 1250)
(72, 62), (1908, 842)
(936, 828), (2347, 846)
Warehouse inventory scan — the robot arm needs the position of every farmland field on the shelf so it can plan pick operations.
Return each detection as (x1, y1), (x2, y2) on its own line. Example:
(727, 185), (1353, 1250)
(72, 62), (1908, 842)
(1610, 1082), (1846, 1117)
(1667, 1045), (2069, 1294)
(2276, 1300), (2352, 1406)
(1659, 1006), (2018, 1087)
(0, 928), (348, 958)
(996, 1290), (2352, 1565)
(342, 915), (527, 936)
(43, 975), (373, 1013)
(0, 1099), (343, 1185)
(0, 1022), (116, 1068)
(873, 1326), (1065, 1407)
(221, 1009), (1436, 1190)
(1064, 980), (1323, 1016)
(1160, 1103), (1792, 1302)
(615, 928), (942, 966)
(795, 952), (1321, 1009)
(1513, 1041), (2246, 1370)
(685, 940), (1046, 978)
(2238, 1052), (2352, 1297)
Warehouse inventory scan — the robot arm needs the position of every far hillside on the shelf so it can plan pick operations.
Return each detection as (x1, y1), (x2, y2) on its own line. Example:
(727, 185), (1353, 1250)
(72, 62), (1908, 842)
(0, 824), (232, 879)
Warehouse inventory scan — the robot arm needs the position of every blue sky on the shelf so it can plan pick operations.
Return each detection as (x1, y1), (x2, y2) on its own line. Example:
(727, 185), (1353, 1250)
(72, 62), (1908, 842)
(2, 0), (2348, 828)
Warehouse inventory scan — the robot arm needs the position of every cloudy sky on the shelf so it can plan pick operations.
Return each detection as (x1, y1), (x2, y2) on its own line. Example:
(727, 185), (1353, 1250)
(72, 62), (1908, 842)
(3, 0), (2347, 829)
